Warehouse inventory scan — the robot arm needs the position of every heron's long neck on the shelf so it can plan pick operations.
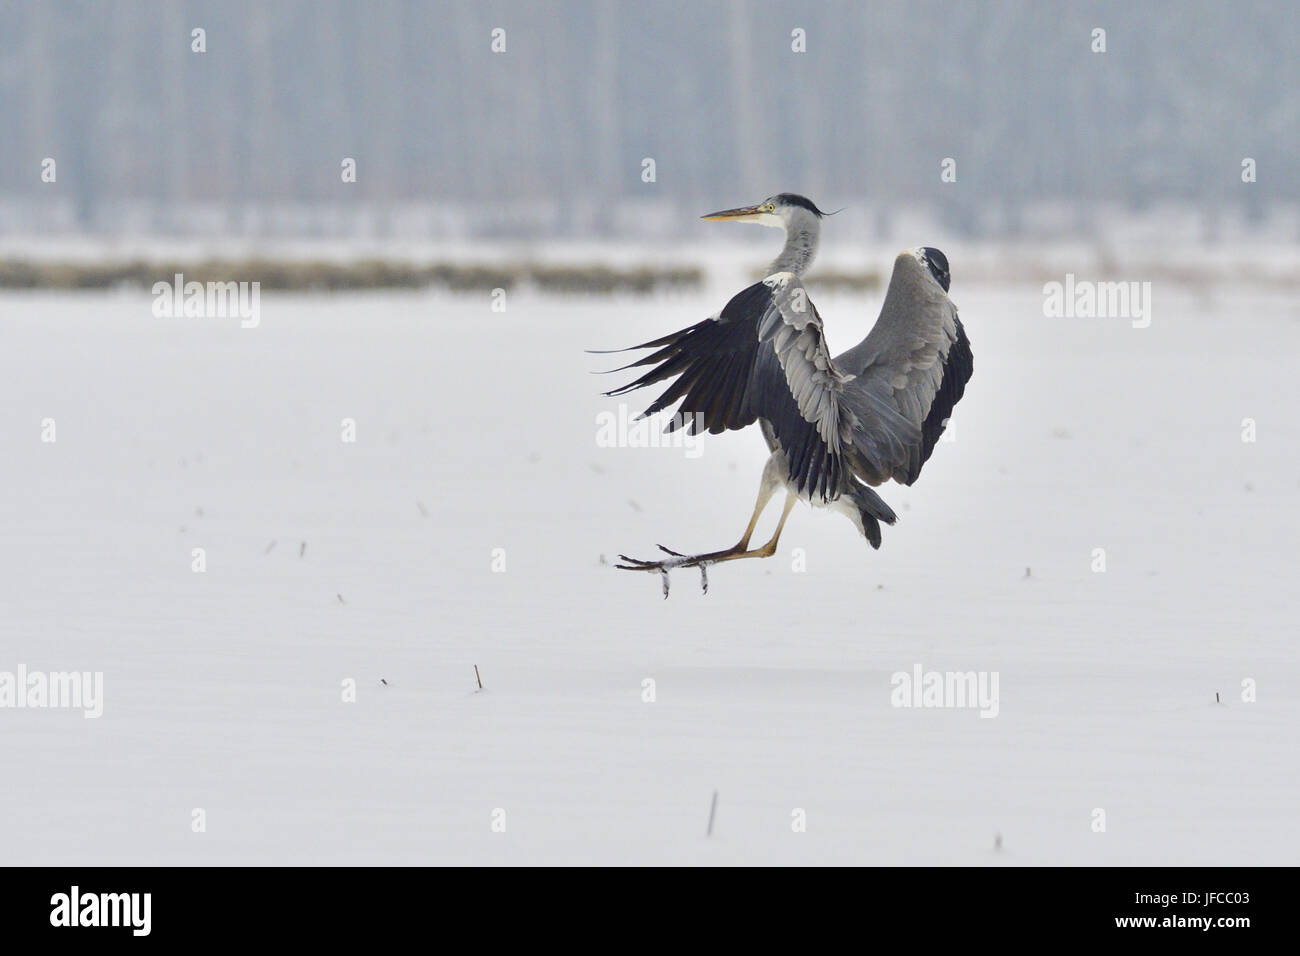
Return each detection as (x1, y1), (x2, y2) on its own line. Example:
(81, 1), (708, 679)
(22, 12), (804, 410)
(768, 214), (820, 276)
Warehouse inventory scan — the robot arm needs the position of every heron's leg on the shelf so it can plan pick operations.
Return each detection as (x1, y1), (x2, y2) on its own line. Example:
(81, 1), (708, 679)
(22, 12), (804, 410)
(616, 493), (796, 572)
(734, 466), (778, 551)
(673, 491), (795, 564)
(618, 463), (778, 568)
(615, 457), (794, 585)
(751, 492), (796, 557)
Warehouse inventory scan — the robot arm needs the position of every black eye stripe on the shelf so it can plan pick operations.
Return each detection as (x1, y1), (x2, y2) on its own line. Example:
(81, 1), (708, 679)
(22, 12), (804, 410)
(772, 193), (827, 217)
(919, 247), (951, 292)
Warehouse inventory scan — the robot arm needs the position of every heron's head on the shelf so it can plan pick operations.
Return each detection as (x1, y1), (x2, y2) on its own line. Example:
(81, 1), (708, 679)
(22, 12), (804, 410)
(701, 193), (827, 230)
(908, 246), (951, 293)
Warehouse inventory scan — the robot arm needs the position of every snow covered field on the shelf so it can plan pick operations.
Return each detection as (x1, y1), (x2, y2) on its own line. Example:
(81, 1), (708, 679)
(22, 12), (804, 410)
(1, 271), (1297, 865)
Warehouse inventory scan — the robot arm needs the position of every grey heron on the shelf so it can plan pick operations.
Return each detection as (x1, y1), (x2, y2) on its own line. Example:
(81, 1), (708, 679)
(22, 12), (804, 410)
(599, 193), (972, 594)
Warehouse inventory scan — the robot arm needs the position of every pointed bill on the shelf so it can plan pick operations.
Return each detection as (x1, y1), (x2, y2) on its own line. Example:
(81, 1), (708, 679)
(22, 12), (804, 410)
(700, 205), (766, 222)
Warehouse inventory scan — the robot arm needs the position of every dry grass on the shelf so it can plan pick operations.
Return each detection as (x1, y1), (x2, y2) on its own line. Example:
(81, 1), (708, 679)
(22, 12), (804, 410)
(0, 258), (704, 295)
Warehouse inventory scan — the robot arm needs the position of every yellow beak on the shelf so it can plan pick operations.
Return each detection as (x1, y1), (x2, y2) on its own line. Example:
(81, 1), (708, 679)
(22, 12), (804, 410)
(700, 205), (766, 222)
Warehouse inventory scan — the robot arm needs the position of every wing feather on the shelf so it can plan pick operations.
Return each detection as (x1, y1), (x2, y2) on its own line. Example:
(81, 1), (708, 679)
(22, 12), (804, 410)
(599, 252), (973, 499)
(601, 272), (850, 499)
(836, 252), (974, 486)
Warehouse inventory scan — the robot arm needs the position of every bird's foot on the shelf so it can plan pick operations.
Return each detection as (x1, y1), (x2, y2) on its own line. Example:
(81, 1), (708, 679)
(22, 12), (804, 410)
(615, 545), (715, 597)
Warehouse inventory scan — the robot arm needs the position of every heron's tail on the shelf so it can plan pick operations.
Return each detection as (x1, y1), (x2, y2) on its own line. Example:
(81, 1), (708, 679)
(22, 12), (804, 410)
(846, 483), (897, 550)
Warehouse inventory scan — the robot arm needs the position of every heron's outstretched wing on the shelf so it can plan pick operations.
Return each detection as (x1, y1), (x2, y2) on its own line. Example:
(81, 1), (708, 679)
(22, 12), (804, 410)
(602, 272), (854, 500)
(835, 253), (973, 486)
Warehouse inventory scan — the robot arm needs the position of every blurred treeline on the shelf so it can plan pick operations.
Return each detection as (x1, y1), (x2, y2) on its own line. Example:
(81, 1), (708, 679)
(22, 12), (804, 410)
(0, 0), (1295, 239)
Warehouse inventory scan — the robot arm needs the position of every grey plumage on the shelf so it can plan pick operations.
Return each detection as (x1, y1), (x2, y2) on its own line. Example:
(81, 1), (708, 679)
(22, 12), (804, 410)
(604, 270), (855, 500)
(603, 194), (971, 574)
(836, 250), (972, 487)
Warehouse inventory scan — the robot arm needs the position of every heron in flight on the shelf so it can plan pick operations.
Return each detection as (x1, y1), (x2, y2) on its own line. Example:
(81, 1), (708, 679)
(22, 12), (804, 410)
(599, 193), (972, 595)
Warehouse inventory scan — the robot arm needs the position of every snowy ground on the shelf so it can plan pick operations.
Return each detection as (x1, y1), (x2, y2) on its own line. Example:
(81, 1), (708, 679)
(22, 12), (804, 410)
(1, 271), (1297, 865)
